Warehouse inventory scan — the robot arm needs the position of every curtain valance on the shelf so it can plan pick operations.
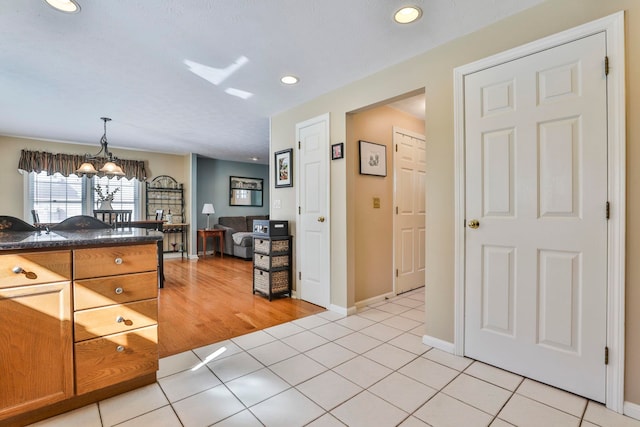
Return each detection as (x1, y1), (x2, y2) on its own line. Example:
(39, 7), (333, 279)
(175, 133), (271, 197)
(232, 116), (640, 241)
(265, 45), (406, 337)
(17, 149), (147, 181)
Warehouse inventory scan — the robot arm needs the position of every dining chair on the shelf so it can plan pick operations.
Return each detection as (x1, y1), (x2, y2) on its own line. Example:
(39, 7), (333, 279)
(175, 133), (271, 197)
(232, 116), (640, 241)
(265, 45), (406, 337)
(50, 215), (112, 231)
(0, 216), (38, 231)
(93, 209), (132, 229)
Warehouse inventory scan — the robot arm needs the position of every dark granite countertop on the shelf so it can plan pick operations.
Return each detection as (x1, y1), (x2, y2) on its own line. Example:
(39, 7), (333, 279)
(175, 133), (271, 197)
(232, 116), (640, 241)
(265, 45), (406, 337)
(0, 228), (163, 251)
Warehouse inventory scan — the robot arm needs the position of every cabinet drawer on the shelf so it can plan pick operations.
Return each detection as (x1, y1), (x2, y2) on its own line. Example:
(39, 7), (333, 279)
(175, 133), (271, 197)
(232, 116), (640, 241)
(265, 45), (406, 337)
(75, 326), (158, 395)
(74, 299), (157, 342)
(0, 251), (71, 289)
(74, 244), (157, 279)
(74, 272), (157, 310)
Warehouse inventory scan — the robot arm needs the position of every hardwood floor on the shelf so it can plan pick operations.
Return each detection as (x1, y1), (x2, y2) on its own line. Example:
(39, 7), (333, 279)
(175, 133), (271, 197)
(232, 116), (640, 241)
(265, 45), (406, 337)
(158, 255), (325, 358)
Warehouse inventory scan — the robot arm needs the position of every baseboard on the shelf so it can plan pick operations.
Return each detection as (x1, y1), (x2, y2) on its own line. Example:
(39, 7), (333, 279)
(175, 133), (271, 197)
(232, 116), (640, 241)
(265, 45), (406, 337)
(346, 306), (358, 316)
(354, 292), (396, 310)
(329, 304), (349, 316)
(422, 334), (455, 353)
(624, 401), (640, 420)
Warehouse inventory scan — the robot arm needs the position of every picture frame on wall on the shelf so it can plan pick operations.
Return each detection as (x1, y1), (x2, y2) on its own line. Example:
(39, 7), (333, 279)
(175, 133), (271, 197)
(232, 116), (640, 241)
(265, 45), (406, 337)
(275, 148), (293, 188)
(331, 142), (344, 160)
(359, 140), (386, 176)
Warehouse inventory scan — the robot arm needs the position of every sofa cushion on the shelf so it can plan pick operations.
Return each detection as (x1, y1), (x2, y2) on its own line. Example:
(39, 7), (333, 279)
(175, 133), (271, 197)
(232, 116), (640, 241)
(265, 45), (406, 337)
(232, 232), (254, 247)
(218, 216), (248, 232)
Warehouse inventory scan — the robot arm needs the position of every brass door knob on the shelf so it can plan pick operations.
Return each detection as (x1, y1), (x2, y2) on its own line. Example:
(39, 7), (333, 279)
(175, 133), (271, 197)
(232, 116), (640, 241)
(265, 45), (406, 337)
(468, 219), (480, 229)
(318, 216), (326, 222)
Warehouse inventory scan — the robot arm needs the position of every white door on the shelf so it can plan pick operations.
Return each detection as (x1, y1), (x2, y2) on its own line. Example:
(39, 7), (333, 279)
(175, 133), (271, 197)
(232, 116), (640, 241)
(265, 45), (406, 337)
(296, 114), (330, 308)
(394, 127), (426, 294)
(464, 33), (608, 401)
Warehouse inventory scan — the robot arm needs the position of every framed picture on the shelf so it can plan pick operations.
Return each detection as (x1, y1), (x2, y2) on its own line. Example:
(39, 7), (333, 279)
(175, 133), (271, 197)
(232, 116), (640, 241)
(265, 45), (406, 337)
(275, 148), (293, 188)
(359, 140), (386, 176)
(229, 176), (263, 206)
(331, 142), (344, 160)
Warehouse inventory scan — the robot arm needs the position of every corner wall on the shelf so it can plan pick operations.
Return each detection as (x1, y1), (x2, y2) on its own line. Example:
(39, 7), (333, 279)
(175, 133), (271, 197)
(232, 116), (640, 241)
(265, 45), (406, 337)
(271, 0), (640, 405)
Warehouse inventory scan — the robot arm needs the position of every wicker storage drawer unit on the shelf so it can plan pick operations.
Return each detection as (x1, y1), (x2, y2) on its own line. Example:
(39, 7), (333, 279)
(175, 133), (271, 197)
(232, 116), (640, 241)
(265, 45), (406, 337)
(252, 234), (292, 300)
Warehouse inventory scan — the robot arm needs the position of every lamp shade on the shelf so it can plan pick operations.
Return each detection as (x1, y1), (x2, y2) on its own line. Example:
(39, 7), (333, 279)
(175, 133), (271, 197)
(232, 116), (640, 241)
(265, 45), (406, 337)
(202, 203), (215, 214)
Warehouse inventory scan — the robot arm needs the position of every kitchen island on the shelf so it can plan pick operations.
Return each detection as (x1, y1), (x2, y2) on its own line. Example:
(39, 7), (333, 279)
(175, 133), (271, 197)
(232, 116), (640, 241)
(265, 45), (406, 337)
(0, 228), (163, 426)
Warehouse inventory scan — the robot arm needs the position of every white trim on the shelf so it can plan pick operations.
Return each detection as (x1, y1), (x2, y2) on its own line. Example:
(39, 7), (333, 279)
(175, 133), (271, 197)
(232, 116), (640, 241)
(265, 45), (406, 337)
(295, 113), (331, 308)
(624, 402), (640, 421)
(422, 335), (455, 354)
(453, 11), (625, 412)
(329, 304), (350, 316)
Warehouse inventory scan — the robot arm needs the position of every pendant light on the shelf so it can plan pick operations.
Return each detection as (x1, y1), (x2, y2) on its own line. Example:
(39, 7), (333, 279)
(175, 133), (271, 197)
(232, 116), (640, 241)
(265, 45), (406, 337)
(76, 117), (125, 177)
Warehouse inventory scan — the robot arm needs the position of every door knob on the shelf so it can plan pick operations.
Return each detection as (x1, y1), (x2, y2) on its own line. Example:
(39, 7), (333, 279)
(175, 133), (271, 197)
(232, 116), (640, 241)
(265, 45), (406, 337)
(468, 219), (480, 229)
(317, 216), (325, 222)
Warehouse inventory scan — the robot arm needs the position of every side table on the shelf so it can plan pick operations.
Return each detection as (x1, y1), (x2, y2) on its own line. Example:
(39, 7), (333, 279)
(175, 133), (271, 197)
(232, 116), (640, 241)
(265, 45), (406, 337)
(198, 228), (225, 259)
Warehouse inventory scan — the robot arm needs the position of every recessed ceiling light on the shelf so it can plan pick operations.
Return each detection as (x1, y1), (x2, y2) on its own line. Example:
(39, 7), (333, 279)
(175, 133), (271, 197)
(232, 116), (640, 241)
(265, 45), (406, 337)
(281, 75), (299, 85)
(250, 157), (259, 162)
(44, 0), (81, 13)
(394, 6), (422, 24)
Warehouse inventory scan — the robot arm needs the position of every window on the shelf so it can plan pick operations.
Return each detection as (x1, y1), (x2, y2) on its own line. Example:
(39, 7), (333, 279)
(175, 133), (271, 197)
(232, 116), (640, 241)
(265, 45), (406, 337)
(94, 176), (138, 216)
(28, 172), (140, 222)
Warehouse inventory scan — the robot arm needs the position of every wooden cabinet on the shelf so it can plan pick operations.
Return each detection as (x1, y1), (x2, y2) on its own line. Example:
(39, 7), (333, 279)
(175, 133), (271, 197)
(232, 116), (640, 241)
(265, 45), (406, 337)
(252, 236), (292, 300)
(0, 242), (159, 424)
(0, 251), (73, 420)
(73, 244), (158, 395)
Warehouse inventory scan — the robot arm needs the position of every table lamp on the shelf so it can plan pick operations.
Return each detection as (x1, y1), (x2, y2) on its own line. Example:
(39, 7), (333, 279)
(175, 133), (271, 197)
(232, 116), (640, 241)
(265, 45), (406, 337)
(202, 203), (215, 230)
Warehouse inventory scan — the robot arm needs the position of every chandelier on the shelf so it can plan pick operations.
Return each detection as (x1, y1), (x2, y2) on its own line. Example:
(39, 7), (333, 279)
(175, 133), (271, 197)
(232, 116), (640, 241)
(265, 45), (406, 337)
(75, 117), (125, 177)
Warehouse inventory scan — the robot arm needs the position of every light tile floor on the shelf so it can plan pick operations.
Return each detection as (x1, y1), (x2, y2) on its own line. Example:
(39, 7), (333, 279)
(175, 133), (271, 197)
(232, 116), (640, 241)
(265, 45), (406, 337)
(31, 289), (640, 427)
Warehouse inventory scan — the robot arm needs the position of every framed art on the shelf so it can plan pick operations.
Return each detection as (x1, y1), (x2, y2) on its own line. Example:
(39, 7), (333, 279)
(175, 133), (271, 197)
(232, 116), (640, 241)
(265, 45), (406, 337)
(229, 176), (263, 206)
(331, 142), (344, 160)
(275, 148), (293, 188)
(359, 140), (386, 176)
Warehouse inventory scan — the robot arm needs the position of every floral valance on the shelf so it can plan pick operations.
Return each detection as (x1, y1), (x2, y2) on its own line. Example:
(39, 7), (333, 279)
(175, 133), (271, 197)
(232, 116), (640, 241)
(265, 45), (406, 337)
(17, 149), (147, 181)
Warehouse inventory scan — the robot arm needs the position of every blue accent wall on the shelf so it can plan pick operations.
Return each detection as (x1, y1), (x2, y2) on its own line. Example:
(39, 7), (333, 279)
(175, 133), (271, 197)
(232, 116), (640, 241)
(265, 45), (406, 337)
(196, 157), (269, 229)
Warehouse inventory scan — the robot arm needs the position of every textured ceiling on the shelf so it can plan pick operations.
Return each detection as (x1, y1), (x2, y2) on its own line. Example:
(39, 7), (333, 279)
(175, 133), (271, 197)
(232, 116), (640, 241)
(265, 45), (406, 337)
(0, 0), (543, 164)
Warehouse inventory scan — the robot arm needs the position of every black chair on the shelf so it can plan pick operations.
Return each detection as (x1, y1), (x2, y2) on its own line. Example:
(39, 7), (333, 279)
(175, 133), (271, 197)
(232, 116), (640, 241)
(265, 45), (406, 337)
(0, 216), (38, 231)
(50, 215), (112, 231)
(94, 209), (132, 229)
(31, 209), (40, 225)
(155, 209), (164, 221)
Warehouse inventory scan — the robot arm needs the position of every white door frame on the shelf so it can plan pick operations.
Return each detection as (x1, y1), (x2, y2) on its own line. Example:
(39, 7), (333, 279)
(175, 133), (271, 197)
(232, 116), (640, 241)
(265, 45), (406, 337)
(295, 113), (331, 307)
(453, 12), (625, 411)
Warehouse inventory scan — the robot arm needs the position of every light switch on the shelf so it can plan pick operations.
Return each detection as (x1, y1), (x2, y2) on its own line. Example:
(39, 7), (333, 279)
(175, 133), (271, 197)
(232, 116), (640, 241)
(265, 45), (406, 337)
(273, 199), (282, 209)
(373, 197), (381, 208)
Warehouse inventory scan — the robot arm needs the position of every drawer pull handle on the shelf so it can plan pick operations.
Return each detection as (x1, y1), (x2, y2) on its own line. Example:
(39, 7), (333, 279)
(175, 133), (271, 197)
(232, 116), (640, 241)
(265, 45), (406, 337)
(116, 316), (133, 326)
(114, 257), (123, 265)
(12, 266), (38, 280)
(116, 345), (125, 353)
(115, 287), (124, 295)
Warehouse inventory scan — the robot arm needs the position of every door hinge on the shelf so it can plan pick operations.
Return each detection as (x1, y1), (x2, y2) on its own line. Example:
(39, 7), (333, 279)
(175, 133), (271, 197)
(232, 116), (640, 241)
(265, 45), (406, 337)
(396, 206), (398, 214)
(298, 206), (301, 215)
(605, 346), (609, 365)
(395, 144), (398, 152)
(298, 141), (301, 149)
(606, 201), (610, 220)
(605, 56), (609, 76)
(395, 269), (399, 278)
(299, 272), (302, 280)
